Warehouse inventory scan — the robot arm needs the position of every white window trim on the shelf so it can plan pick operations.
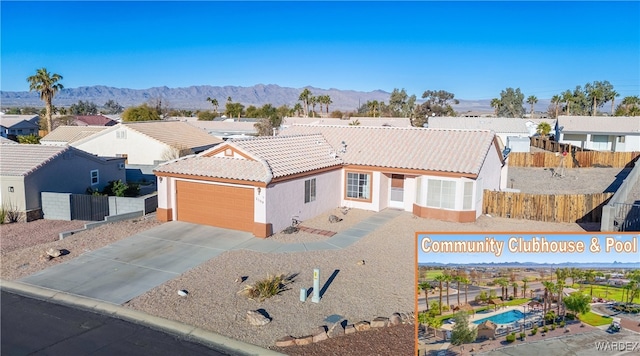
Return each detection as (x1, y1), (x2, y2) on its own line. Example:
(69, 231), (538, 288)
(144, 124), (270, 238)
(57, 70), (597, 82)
(304, 178), (316, 203)
(90, 169), (99, 186)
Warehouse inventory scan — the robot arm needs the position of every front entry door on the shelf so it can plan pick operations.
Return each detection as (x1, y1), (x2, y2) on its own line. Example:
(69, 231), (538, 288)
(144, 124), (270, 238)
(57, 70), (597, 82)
(389, 174), (404, 208)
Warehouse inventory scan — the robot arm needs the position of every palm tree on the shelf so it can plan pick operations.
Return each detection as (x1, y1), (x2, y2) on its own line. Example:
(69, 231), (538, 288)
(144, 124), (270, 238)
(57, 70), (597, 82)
(556, 279), (565, 319)
(324, 95), (333, 114)
(585, 83), (604, 116)
(444, 274), (452, 310)
(609, 90), (619, 114)
(527, 95), (538, 117)
(206, 97), (219, 113)
(434, 275), (447, 315)
(512, 282), (519, 298)
(542, 280), (555, 320)
(459, 276), (471, 305)
(490, 98), (500, 116)
(551, 95), (561, 118)
(27, 68), (64, 133)
(584, 269), (596, 296)
(310, 96), (318, 117)
(521, 278), (529, 299)
(298, 89), (312, 117)
(419, 281), (433, 311)
(562, 90), (573, 116)
(292, 103), (303, 117)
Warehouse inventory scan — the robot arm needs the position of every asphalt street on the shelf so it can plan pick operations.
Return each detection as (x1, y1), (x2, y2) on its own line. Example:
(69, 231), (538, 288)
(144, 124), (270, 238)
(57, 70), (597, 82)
(1, 291), (233, 356)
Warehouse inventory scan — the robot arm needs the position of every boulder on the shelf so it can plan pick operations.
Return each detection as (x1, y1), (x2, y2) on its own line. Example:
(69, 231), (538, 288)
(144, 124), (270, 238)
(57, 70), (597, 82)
(328, 214), (343, 223)
(295, 335), (313, 346)
(389, 313), (402, 326)
(354, 321), (371, 332)
(246, 310), (270, 326)
(275, 336), (296, 347)
(345, 324), (356, 334)
(371, 317), (389, 328)
(312, 327), (328, 343)
(327, 322), (345, 338)
(46, 248), (62, 258)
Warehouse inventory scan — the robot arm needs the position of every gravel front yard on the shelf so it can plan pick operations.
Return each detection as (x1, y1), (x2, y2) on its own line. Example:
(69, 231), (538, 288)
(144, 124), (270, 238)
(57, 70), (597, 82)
(508, 167), (631, 194)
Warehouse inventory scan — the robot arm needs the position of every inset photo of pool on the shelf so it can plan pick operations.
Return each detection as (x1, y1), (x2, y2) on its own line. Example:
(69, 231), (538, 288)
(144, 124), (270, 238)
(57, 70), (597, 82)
(415, 232), (640, 356)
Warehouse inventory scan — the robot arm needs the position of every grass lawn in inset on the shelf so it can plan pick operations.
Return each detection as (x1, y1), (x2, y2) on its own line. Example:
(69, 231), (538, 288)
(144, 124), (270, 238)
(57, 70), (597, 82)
(579, 311), (613, 326)
(573, 284), (639, 304)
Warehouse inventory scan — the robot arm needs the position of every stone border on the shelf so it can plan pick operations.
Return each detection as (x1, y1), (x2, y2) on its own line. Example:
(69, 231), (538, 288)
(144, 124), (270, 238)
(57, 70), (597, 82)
(274, 311), (415, 347)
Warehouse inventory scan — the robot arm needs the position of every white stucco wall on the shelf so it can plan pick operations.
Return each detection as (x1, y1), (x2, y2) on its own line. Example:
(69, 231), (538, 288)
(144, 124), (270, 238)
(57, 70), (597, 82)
(156, 176), (171, 210)
(74, 127), (170, 165)
(265, 170), (342, 234)
(402, 176), (417, 211)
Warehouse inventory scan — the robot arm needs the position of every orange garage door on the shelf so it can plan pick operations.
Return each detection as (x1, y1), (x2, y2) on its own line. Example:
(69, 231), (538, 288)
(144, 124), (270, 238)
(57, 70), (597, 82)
(176, 181), (254, 232)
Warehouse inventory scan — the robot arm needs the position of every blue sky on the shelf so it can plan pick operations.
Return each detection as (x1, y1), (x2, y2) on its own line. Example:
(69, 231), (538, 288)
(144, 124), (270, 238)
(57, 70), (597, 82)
(417, 233), (640, 264)
(2, 1), (639, 100)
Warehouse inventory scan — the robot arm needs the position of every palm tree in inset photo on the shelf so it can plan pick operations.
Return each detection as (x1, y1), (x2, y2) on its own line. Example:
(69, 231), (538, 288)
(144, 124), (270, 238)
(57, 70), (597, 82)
(27, 68), (64, 133)
(527, 95), (538, 117)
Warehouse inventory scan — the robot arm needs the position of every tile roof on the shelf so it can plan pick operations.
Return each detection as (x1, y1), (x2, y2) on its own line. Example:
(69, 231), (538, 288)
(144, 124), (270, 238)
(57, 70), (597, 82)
(157, 134), (343, 183)
(0, 136), (18, 144)
(123, 121), (223, 149)
(0, 114), (39, 128)
(74, 115), (117, 126)
(283, 117), (412, 127)
(155, 156), (270, 182)
(428, 117), (556, 134)
(41, 126), (110, 144)
(281, 125), (498, 175)
(0, 145), (69, 176)
(229, 134), (343, 178)
(558, 116), (640, 134)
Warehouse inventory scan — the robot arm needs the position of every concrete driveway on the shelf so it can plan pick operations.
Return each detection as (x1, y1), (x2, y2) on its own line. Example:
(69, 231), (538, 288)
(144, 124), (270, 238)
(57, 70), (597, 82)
(20, 222), (253, 305)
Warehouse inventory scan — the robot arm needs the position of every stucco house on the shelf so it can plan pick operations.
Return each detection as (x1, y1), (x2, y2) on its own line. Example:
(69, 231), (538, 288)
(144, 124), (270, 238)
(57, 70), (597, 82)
(0, 144), (125, 221)
(428, 117), (556, 152)
(70, 121), (224, 165)
(154, 125), (505, 237)
(555, 116), (640, 152)
(0, 114), (40, 139)
(40, 126), (111, 146)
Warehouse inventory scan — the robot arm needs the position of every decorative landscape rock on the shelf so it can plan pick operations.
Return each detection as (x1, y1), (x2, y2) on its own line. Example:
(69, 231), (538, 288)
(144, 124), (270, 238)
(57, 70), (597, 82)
(275, 336), (296, 347)
(46, 248), (62, 258)
(371, 317), (389, 328)
(345, 324), (356, 334)
(294, 335), (313, 345)
(246, 310), (270, 326)
(328, 214), (343, 223)
(311, 327), (328, 343)
(354, 321), (371, 332)
(390, 313), (402, 326)
(356, 260), (365, 266)
(327, 322), (345, 338)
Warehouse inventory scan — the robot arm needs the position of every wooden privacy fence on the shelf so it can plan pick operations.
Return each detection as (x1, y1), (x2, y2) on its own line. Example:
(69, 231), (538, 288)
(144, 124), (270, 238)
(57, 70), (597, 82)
(509, 151), (640, 168)
(483, 191), (613, 223)
(530, 137), (587, 153)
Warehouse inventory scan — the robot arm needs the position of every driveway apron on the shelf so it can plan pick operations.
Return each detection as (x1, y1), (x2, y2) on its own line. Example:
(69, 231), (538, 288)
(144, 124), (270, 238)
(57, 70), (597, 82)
(19, 222), (253, 304)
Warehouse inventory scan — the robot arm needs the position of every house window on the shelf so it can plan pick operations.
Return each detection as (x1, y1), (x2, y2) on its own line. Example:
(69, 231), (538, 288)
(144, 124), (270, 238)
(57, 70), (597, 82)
(463, 181), (474, 210)
(304, 178), (316, 203)
(116, 130), (127, 139)
(426, 179), (456, 209)
(346, 172), (371, 200)
(90, 170), (99, 185)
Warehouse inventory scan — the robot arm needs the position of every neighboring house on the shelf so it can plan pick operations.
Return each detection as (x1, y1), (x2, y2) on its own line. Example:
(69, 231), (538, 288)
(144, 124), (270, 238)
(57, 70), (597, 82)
(155, 125), (505, 237)
(40, 126), (111, 146)
(74, 115), (118, 126)
(185, 119), (259, 140)
(428, 117), (557, 152)
(0, 136), (18, 144)
(555, 116), (640, 152)
(0, 114), (40, 139)
(70, 121), (223, 165)
(0, 145), (125, 221)
(282, 117), (412, 128)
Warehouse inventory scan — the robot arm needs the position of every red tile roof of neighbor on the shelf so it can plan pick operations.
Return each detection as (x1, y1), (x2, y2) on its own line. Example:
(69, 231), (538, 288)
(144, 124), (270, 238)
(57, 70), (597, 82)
(74, 115), (117, 126)
(156, 126), (500, 183)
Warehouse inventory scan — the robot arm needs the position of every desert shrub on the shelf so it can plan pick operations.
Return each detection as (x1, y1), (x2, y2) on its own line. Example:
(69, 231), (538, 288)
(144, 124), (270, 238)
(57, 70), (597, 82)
(543, 325), (549, 333)
(1, 202), (20, 223)
(197, 111), (216, 121)
(442, 305), (450, 312)
(0, 206), (6, 224)
(560, 320), (566, 328)
(531, 327), (538, 335)
(551, 324), (556, 330)
(238, 274), (295, 301)
(519, 332), (525, 340)
(102, 180), (139, 197)
(506, 332), (516, 343)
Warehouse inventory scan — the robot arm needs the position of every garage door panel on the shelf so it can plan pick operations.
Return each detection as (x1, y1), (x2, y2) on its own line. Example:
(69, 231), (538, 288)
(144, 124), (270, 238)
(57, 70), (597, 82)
(176, 181), (254, 232)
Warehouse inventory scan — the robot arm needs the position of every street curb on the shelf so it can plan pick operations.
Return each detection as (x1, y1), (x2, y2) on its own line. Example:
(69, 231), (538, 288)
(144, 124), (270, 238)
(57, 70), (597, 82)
(1, 279), (285, 356)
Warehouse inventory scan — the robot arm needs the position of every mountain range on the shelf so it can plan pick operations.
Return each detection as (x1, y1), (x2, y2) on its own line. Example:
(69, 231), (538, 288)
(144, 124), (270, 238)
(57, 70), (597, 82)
(1, 84), (549, 113)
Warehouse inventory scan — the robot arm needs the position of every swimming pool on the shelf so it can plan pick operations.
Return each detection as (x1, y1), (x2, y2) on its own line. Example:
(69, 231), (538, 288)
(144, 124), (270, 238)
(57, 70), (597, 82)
(473, 310), (524, 325)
